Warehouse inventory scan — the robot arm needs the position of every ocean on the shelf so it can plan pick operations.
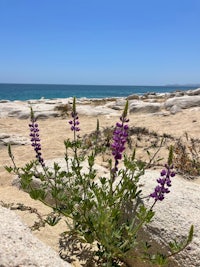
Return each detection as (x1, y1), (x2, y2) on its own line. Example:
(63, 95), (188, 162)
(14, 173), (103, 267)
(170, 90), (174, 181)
(0, 83), (198, 101)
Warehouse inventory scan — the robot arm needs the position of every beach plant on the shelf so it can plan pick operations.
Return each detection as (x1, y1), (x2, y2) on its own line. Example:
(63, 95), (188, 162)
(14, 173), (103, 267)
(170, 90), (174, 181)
(6, 98), (193, 267)
(174, 133), (200, 178)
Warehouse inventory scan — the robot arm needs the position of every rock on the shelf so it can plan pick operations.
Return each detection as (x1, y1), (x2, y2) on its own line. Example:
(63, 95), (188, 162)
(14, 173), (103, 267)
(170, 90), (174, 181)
(164, 95), (200, 111)
(126, 94), (140, 100)
(129, 101), (162, 113)
(0, 133), (30, 146)
(76, 105), (119, 116)
(0, 102), (29, 118)
(34, 111), (60, 119)
(0, 206), (71, 267)
(138, 170), (200, 267)
(174, 90), (186, 97)
(187, 88), (200, 96)
(0, 100), (10, 103)
(169, 104), (182, 115)
(107, 98), (127, 111)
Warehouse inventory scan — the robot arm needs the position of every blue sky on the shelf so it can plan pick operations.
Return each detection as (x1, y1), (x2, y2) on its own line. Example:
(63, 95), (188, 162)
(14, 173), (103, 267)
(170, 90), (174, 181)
(0, 0), (200, 85)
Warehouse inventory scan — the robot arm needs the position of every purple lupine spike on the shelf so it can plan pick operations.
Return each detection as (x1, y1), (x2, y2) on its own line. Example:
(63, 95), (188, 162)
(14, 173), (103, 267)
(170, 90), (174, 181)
(29, 115), (45, 167)
(111, 108), (129, 173)
(150, 165), (175, 201)
(68, 97), (80, 132)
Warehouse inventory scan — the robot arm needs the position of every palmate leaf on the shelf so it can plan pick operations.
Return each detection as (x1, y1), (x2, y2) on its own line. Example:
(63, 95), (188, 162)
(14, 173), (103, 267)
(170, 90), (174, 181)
(4, 166), (13, 173)
(29, 188), (46, 200)
(150, 253), (167, 265)
(45, 214), (61, 226)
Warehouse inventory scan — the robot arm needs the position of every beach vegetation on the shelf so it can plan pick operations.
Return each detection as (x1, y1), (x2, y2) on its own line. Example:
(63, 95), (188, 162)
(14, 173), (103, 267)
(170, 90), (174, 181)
(6, 98), (193, 267)
(54, 103), (72, 117)
(173, 133), (200, 178)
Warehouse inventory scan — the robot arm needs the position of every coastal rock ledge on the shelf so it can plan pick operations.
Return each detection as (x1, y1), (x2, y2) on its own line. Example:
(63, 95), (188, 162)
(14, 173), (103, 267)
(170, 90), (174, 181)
(1, 88), (200, 118)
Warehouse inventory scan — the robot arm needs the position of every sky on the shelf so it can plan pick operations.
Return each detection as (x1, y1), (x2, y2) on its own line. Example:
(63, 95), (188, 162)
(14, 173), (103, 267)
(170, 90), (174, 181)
(0, 0), (200, 85)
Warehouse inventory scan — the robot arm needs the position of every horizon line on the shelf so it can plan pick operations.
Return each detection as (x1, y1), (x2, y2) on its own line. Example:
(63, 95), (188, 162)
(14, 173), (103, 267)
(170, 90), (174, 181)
(0, 82), (200, 87)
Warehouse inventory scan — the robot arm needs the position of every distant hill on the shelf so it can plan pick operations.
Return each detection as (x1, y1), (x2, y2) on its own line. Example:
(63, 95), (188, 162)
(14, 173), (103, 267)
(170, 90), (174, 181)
(164, 83), (200, 87)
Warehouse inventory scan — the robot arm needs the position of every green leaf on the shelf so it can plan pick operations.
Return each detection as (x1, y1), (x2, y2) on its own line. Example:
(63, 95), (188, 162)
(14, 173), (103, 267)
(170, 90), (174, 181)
(53, 162), (61, 172)
(187, 225), (194, 243)
(88, 154), (95, 168)
(100, 177), (107, 185)
(45, 214), (61, 226)
(151, 253), (167, 265)
(8, 143), (12, 158)
(4, 166), (13, 173)
(169, 240), (180, 252)
(146, 210), (155, 223)
(30, 189), (46, 200)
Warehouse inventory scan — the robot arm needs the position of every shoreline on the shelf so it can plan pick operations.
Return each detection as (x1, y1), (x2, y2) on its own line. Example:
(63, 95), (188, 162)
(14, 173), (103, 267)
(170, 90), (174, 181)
(0, 86), (199, 103)
(0, 87), (200, 120)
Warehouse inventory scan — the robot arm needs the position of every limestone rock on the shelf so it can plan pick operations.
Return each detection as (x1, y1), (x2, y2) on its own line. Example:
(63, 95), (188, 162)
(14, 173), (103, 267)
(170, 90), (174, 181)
(0, 133), (30, 146)
(169, 104), (182, 114)
(139, 170), (200, 267)
(187, 88), (200, 96)
(126, 94), (140, 100)
(76, 104), (119, 116)
(129, 101), (162, 113)
(164, 95), (200, 110)
(0, 206), (71, 267)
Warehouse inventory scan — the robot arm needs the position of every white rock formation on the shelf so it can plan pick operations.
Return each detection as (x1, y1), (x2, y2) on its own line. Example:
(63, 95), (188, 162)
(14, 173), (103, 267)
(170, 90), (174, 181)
(129, 101), (162, 113)
(164, 95), (200, 111)
(139, 170), (200, 267)
(0, 206), (71, 267)
(0, 133), (30, 146)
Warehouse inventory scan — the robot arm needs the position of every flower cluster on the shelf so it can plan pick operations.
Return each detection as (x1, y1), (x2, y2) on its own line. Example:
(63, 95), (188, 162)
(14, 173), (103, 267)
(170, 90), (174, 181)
(150, 164), (175, 201)
(69, 111), (80, 132)
(111, 115), (129, 172)
(69, 98), (80, 132)
(29, 118), (45, 167)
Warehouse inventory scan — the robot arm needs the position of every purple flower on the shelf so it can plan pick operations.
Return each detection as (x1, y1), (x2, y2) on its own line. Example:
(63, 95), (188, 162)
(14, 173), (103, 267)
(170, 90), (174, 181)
(69, 112), (80, 132)
(69, 98), (80, 132)
(150, 164), (175, 201)
(111, 114), (129, 172)
(29, 117), (45, 167)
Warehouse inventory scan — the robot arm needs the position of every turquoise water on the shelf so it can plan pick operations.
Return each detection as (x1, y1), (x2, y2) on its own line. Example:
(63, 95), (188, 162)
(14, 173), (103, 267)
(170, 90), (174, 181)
(0, 83), (198, 101)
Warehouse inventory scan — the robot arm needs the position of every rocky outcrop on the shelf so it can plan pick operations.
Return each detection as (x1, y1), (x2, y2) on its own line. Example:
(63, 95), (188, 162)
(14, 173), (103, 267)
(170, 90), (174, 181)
(139, 170), (200, 267)
(187, 88), (200, 96)
(0, 133), (30, 146)
(129, 101), (162, 113)
(0, 206), (71, 267)
(1, 89), (200, 119)
(164, 95), (200, 111)
(76, 104), (119, 116)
